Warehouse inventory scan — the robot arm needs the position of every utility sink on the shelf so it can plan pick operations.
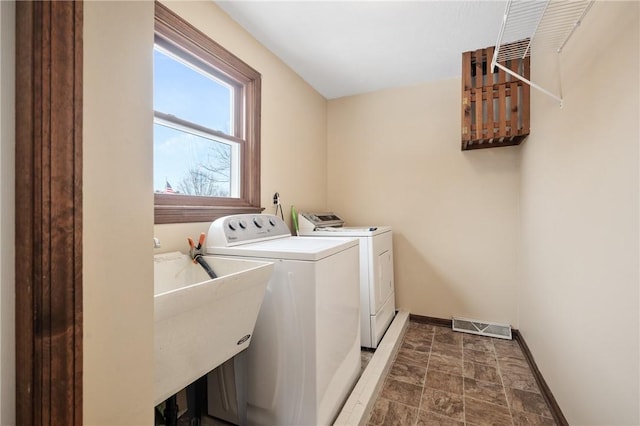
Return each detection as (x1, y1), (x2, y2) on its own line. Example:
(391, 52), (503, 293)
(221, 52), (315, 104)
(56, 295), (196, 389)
(154, 251), (273, 405)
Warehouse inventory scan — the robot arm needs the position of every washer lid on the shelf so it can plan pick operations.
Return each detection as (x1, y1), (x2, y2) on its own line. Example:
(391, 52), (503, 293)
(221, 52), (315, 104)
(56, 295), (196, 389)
(206, 236), (359, 261)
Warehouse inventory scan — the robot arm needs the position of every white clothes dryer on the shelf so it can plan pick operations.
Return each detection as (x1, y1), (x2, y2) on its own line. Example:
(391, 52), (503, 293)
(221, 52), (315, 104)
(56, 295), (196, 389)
(205, 214), (361, 426)
(298, 212), (396, 349)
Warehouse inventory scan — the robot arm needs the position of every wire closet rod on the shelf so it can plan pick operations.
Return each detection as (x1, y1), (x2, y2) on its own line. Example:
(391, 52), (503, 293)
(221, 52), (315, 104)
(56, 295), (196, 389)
(490, 0), (594, 106)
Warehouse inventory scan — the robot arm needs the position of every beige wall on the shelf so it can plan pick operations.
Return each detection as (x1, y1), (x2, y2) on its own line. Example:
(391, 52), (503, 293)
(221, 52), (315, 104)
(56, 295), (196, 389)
(84, 0), (329, 422)
(0, 1), (15, 424)
(520, 2), (639, 424)
(84, 2), (155, 424)
(327, 80), (521, 326)
(154, 1), (328, 253)
(76, 0), (640, 423)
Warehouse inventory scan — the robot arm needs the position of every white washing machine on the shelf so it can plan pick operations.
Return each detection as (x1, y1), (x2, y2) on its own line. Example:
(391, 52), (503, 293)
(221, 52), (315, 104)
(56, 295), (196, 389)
(298, 212), (395, 349)
(205, 214), (361, 426)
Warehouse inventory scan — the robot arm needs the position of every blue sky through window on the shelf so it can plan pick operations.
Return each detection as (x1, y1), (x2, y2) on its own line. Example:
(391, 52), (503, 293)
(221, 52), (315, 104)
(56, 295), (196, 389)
(153, 123), (232, 196)
(153, 46), (235, 195)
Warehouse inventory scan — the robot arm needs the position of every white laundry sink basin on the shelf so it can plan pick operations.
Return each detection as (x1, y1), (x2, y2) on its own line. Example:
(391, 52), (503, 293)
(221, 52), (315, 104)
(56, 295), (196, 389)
(153, 251), (273, 405)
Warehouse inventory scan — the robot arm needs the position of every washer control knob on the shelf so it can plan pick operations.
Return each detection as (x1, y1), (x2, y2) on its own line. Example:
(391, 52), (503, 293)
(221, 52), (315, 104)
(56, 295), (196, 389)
(228, 220), (238, 231)
(253, 216), (263, 228)
(239, 220), (247, 229)
(268, 217), (277, 227)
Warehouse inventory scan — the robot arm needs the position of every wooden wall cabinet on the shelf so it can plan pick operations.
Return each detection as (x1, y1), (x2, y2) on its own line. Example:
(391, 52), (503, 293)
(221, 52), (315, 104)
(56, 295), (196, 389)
(461, 45), (530, 150)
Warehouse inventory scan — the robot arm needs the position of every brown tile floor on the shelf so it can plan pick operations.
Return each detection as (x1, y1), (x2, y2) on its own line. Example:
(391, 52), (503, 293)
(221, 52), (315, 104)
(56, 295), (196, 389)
(367, 321), (557, 426)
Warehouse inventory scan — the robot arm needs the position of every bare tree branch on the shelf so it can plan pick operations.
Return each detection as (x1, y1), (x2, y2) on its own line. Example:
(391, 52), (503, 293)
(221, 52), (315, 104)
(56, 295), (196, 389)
(177, 142), (232, 196)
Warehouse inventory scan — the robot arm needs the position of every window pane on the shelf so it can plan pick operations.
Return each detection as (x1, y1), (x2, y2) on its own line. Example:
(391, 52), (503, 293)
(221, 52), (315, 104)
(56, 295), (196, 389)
(154, 46), (233, 134)
(154, 123), (237, 198)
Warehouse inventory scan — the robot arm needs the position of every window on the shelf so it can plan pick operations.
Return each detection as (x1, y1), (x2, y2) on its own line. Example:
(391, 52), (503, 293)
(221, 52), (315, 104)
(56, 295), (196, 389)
(154, 2), (261, 224)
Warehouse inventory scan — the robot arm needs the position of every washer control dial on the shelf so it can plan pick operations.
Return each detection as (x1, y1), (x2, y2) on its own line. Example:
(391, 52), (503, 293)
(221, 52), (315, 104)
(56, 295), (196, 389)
(253, 216), (264, 228)
(208, 214), (292, 248)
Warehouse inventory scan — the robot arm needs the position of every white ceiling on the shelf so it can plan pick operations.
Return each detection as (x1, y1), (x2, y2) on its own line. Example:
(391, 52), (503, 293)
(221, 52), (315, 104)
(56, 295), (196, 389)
(215, 1), (509, 99)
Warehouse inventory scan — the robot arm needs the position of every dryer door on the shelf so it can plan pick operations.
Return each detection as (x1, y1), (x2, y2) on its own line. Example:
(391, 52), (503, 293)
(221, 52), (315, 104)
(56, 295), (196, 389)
(373, 232), (394, 313)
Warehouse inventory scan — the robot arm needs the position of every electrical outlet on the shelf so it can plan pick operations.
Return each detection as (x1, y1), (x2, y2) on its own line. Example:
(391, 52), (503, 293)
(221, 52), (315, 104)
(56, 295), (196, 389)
(273, 192), (279, 205)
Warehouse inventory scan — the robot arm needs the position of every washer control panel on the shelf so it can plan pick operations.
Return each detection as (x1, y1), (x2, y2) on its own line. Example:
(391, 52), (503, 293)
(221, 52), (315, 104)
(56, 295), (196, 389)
(206, 214), (291, 248)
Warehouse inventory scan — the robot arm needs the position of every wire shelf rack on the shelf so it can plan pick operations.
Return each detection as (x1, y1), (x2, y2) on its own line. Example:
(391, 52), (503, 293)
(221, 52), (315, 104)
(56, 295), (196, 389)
(491, 0), (594, 105)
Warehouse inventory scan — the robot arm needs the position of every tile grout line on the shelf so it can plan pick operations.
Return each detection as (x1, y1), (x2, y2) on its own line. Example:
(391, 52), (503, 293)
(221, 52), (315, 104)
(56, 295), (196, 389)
(461, 332), (466, 426)
(432, 324), (467, 425)
(413, 325), (433, 425)
(493, 339), (516, 426)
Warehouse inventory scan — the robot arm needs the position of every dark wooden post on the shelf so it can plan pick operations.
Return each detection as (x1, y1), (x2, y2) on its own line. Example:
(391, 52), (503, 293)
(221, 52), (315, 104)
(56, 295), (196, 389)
(15, 1), (83, 424)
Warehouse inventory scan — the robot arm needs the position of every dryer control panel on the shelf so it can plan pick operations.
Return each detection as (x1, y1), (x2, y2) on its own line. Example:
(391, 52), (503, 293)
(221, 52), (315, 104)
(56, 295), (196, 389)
(206, 214), (291, 249)
(298, 212), (344, 233)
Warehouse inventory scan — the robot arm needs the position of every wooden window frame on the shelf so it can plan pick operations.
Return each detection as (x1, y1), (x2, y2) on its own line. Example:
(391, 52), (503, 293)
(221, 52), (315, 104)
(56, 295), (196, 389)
(154, 2), (262, 224)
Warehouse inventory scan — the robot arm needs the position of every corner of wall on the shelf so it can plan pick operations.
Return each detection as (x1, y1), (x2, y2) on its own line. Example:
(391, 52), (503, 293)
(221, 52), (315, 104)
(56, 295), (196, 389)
(84, 1), (155, 424)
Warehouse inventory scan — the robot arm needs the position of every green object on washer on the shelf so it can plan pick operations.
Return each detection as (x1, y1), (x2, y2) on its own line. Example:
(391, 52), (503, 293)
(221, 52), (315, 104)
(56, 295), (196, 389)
(291, 206), (299, 235)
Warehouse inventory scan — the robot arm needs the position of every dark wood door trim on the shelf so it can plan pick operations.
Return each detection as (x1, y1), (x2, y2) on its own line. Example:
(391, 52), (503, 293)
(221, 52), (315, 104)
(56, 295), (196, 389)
(15, 1), (83, 424)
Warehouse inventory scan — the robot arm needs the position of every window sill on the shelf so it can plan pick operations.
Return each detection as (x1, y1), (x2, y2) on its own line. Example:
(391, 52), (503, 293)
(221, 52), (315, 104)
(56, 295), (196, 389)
(155, 204), (264, 224)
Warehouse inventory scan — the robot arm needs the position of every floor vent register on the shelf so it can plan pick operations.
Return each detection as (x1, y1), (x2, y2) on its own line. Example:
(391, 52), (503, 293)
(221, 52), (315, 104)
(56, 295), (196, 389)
(452, 317), (512, 340)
